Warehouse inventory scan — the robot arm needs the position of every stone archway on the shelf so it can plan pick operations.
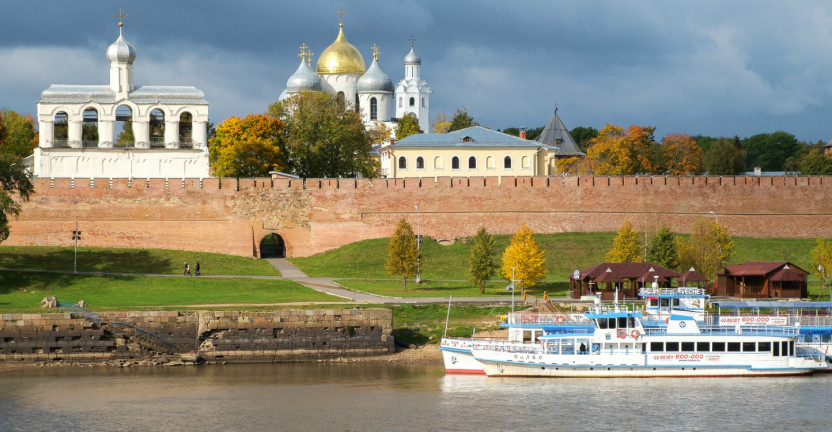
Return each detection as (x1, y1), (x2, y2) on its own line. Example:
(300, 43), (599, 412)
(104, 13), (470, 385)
(259, 233), (286, 258)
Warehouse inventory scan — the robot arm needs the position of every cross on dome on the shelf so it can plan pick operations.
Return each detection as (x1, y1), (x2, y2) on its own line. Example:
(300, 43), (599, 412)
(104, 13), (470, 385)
(114, 7), (128, 30)
(409, 35), (416, 48)
(336, 7), (346, 27)
(306, 48), (314, 66)
(371, 44), (380, 61)
(298, 43), (309, 60)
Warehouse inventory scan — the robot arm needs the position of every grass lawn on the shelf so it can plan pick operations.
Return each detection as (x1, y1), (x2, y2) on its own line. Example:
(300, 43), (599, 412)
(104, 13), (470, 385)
(0, 271), (339, 312)
(392, 304), (511, 345)
(335, 279), (571, 298)
(0, 246), (279, 276)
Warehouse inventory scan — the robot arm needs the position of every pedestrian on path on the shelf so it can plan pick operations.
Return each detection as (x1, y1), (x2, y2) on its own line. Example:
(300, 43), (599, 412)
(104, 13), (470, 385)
(184, 262), (191, 276)
(196, 261), (201, 276)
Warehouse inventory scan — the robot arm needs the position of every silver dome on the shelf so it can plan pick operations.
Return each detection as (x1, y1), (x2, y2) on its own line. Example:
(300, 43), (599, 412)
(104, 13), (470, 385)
(286, 58), (322, 92)
(106, 33), (136, 64)
(357, 58), (393, 93)
(404, 46), (421, 65)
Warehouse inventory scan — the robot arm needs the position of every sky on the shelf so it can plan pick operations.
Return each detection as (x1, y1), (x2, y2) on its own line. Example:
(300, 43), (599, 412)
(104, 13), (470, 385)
(3, 0), (832, 143)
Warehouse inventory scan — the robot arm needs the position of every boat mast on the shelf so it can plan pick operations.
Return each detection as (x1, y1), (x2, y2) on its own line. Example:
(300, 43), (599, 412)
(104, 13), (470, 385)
(443, 295), (452, 338)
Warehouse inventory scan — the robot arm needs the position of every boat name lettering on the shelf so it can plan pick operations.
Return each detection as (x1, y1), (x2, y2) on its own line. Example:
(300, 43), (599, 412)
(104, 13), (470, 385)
(718, 316), (788, 326)
(675, 353), (704, 361)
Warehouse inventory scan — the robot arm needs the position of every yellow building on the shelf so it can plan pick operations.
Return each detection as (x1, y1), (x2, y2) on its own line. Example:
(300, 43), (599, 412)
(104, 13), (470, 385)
(378, 110), (584, 179)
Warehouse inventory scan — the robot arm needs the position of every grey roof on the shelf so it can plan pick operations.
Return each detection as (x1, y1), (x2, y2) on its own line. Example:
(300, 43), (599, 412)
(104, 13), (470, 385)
(393, 126), (552, 148)
(535, 109), (585, 157)
(357, 58), (394, 93)
(40, 84), (207, 105)
(404, 46), (421, 65)
(286, 58), (322, 92)
(106, 33), (136, 63)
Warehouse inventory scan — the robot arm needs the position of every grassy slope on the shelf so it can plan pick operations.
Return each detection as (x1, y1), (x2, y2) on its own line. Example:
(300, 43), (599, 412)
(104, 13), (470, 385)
(0, 246), (280, 276)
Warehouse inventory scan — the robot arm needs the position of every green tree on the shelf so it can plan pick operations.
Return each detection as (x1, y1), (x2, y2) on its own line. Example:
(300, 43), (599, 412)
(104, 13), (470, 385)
(703, 137), (746, 175)
(569, 126), (599, 152)
(432, 113), (451, 134)
(646, 226), (679, 270)
(500, 224), (546, 290)
(469, 227), (497, 294)
(0, 110), (37, 158)
(787, 141), (832, 175)
(268, 91), (377, 178)
(209, 114), (285, 177)
(396, 113), (422, 140)
(448, 108), (478, 132)
(386, 218), (419, 291)
(116, 120), (134, 145)
(605, 220), (644, 263)
(0, 153), (34, 244)
(741, 131), (801, 171)
(811, 238), (832, 300)
(677, 217), (735, 280)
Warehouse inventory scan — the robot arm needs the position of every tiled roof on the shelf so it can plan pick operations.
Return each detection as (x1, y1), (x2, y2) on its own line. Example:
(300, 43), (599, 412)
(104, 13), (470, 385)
(578, 262), (682, 282)
(392, 126), (550, 148)
(723, 261), (807, 277)
(535, 109), (585, 157)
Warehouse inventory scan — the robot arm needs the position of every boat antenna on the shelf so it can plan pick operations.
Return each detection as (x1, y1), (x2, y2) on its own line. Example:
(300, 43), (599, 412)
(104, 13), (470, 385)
(443, 295), (452, 338)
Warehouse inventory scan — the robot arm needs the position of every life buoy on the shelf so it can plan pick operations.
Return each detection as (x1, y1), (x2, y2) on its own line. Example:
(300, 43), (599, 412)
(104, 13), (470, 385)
(631, 329), (640, 339)
(555, 315), (565, 324)
(665, 317), (670, 325)
(617, 329), (627, 339)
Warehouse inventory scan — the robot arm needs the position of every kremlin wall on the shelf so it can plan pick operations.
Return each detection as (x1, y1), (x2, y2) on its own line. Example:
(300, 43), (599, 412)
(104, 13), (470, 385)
(7, 175), (832, 258)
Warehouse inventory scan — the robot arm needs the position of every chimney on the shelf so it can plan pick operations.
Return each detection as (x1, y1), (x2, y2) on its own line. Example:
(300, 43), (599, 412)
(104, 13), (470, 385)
(519, 127), (527, 139)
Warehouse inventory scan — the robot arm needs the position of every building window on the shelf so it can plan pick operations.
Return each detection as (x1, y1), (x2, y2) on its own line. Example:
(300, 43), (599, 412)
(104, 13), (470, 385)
(504, 156), (512, 169)
(370, 97), (378, 120)
(452, 156), (460, 170)
(398, 97), (402, 107)
(421, 98), (425, 107)
(433, 156), (442, 169)
(486, 156), (495, 169)
(416, 156), (425, 170)
(521, 155), (530, 169)
(409, 97), (415, 107)
(468, 156), (477, 169)
(398, 156), (407, 169)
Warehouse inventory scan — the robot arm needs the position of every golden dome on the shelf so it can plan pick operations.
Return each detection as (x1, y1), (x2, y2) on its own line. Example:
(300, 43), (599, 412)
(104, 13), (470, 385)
(316, 24), (366, 75)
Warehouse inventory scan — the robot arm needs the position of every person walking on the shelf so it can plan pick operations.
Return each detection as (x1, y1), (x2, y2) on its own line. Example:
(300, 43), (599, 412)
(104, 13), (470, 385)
(185, 262), (191, 276)
(184, 262), (188, 276)
(195, 261), (201, 276)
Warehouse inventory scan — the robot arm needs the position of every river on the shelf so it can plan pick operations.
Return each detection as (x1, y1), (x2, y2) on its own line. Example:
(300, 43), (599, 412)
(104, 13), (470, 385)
(1, 364), (830, 431)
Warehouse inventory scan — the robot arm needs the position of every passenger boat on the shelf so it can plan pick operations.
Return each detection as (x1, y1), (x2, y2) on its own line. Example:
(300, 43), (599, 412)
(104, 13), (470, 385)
(473, 304), (827, 377)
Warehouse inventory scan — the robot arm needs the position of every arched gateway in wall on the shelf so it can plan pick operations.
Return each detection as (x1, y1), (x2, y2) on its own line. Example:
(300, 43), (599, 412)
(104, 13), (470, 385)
(259, 233), (286, 258)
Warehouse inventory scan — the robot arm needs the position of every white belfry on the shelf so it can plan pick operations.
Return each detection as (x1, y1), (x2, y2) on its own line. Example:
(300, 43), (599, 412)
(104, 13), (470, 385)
(394, 38), (431, 134)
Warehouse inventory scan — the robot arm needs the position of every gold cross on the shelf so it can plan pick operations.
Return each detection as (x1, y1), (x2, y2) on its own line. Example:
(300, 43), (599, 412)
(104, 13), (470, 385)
(298, 43), (308, 60)
(336, 7), (345, 26)
(114, 8), (128, 28)
(409, 35), (416, 47)
(306, 49), (314, 66)
(371, 44), (380, 61)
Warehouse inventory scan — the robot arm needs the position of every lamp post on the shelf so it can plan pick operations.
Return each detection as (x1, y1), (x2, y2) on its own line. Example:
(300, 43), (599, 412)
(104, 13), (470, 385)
(72, 200), (81, 275)
(818, 264), (825, 301)
(710, 211), (719, 224)
(415, 205), (421, 284)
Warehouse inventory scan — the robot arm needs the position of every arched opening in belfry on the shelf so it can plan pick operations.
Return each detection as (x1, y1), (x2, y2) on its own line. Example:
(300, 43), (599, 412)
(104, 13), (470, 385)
(53, 111), (68, 147)
(82, 108), (99, 148)
(179, 112), (193, 147)
(149, 108), (165, 147)
(259, 233), (286, 258)
(115, 105), (133, 147)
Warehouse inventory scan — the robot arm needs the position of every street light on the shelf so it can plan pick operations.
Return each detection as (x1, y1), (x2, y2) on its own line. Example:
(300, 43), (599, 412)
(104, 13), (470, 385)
(72, 200), (81, 275)
(415, 205), (421, 284)
(710, 211), (719, 224)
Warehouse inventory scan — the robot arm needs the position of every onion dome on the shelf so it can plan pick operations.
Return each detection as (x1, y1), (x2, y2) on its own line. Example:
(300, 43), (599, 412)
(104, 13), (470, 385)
(286, 57), (322, 92)
(316, 24), (366, 74)
(357, 57), (393, 93)
(404, 45), (421, 65)
(106, 29), (136, 64)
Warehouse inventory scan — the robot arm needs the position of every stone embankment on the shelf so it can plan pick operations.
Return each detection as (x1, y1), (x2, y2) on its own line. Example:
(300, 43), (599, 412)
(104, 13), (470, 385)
(0, 309), (394, 365)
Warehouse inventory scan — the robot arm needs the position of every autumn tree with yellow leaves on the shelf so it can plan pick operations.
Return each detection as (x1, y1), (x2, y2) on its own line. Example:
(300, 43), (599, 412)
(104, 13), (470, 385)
(386, 218), (420, 291)
(661, 133), (703, 175)
(605, 220), (644, 263)
(501, 224), (546, 290)
(209, 114), (284, 177)
(677, 217), (735, 281)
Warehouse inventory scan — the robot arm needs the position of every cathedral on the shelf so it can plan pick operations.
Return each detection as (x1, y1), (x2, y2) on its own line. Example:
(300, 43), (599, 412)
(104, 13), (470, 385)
(278, 14), (431, 135)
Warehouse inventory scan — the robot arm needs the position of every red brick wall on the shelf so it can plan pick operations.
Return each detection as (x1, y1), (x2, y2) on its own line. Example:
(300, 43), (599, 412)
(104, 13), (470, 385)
(7, 176), (832, 257)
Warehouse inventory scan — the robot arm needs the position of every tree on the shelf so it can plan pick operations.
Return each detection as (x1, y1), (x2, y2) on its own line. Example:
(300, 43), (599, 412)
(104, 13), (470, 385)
(469, 227), (497, 294)
(367, 122), (392, 145)
(605, 220), (644, 263)
(646, 226), (679, 270)
(702, 137), (746, 175)
(787, 141), (832, 175)
(268, 91), (377, 178)
(396, 113), (422, 140)
(0, 110), (37, 158)
(661, 133), (703, 175)
(209, 114), (285, 177)
(811, 238), (832, 300)
(448, 108), (478, 132)
(500, 224), (546, 290)
(116, 120), (134, 146)
(677, 217), (735, 281)
(0, 153), (34, 244)
(582, 124), (659, 175)
(741, 131), (801, 171)
(386, 218), (419, 291)
(432, 113), (451, 134)
(569, 126), (599, 152)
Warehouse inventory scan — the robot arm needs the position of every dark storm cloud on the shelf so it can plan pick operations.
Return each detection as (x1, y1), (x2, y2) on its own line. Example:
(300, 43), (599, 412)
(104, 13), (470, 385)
(2, 0), (832, 143)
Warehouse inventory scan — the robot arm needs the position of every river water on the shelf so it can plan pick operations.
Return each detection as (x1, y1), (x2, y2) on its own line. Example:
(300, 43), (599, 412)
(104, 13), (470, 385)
(1, 363), (830, 431)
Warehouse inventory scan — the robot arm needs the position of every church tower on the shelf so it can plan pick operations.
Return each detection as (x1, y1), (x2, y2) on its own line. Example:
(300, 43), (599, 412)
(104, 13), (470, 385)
(395, 39), (431, 133)
(357, 44), (394, 125)
(106, 10), (135, 98)
(315, 11), (366, 110)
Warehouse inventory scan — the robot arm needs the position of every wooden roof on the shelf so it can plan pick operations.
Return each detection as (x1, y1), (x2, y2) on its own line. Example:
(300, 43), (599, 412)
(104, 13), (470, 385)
(578, 262), (682, 283)
(722, 261), (807, 278)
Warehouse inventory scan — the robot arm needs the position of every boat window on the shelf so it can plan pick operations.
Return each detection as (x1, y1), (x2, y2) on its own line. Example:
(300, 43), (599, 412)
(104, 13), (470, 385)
(649, 299), (658, 307)
(712, 342), (725, 352)
(561, 340), (575, 355)
(681, 342), (695, 352)
(617, 317), (627, 329)
(672, 299), (680, 307)
(627, 317), (636, 328)
(727, 342), (741, 352)
(773, 342), (780, 356)
(789, 341), (794, 356)
(660, 299), (669, 307)
(597, 318), (608, 329)
(523, 330), (532, 343)
(758, 342), (771, 352)
(696, 342), (710, 352)
(665, 342), (679, 351)
(650, 342), (664, 352)
(742, 342), (756, 352)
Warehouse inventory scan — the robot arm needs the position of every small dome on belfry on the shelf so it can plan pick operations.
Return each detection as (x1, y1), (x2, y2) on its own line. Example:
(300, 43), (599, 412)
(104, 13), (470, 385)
(106, 12), (136, 64)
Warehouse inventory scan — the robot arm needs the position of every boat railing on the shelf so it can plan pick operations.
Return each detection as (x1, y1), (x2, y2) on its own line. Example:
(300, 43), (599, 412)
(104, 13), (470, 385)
(507, 312), (592, 325)
(707, 314), (832, 327)
(639, 287), (706, 296)
(642, 325), (799, 337)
